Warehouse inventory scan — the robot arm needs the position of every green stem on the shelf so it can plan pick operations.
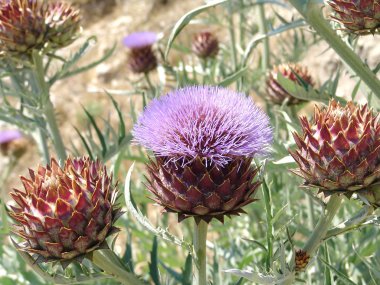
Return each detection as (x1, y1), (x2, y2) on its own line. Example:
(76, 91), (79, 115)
(262, 180), (273, 271)
(281, 195), (343, 285)
(43, 100), (67, 163)
(288, 0), (380, 99)
(307, 194), (316, 231)
(257, 3), (269, 71)
(91, 250), (144, 285)
(303, 195), (343, 254)
(200, 58), (209, 84)
(31, 51), (67, 163)
(35, 121), (50, 164)
(32, 51), (50, 104)
(144, 72), (155, 98)
(238, 0), (245, 49)
(227, 1), (238, 73)
(194, 220), (208, 285)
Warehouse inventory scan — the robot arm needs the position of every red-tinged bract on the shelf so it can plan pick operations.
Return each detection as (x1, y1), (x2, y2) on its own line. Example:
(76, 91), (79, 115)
(147, 157), (261, 223)
(9, 157), (121, 262)
(266, 63), (314, 105)
(327, 0), (380, 35)
(290, 100), (380, 195)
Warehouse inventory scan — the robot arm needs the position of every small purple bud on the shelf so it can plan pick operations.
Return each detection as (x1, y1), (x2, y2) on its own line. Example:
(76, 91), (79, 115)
(122, 31), (158, 74)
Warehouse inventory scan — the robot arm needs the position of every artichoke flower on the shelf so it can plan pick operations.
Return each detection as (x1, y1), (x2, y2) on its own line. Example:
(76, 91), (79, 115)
(9, 157), (121, 263)
(133, 86), (273, 223)
(327, 0), (380, 35)
(266, 63), (314, 105)
(289, 100), (380, 197)
(123, 31), (158, 74)
(45, 2), (81, 49)
(0, 0), (47, 55)
(192, 31), (219, 59)
(0, 0), (80, 56)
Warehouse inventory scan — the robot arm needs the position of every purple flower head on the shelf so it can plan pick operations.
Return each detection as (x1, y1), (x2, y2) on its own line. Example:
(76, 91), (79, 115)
(0, 130), (22, 145)
(133, 86), (273, 167)
(123, 31), (157, 49)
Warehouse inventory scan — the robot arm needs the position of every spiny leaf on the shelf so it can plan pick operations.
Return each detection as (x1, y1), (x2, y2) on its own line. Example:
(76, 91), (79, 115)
(73, 126), (94, 161)
(83, 107), (107, 157)
(243, 19), (307, 66)
(149, 236), (161, 285)
(60, 42), (116, 81)
(106, 91), (126, 144)
(49, 36), (97, 84)
(124, 163), (192, 252)
(218, 67), (247, 87)
(319, 257), (357, 285)
(276, 72), (330, 104)
(182, 253), (193, 285)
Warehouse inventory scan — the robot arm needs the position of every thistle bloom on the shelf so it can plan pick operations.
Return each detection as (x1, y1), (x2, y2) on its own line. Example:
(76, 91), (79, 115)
(0, 0), (80, 56)
(192, 31), (219, 59)
(134, 86), (273, 222)
(266, 63), (314, 105)
(9, 157), (121, 262)
(290, 100), (380, 197)
(0, 129), (22, 145)
(327, 0), (380, 35)
(123, 31), (158, 74)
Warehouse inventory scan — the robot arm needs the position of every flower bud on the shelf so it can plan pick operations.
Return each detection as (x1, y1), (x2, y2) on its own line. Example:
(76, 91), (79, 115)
(266, 63), (314, 105)
(327, 0), (380, 35)
(192, 31), (219, 59)
(123, 31), (158, 74)
(9, 157), (121, 262)
(290, 100), (380, 195)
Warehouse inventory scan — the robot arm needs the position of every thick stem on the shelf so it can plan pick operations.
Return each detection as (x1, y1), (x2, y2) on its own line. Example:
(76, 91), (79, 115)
(34, 121), (50, 164)
(43, 100), (67, 163)
(307, 195), (316, 230)
(262, 180), (273, 271)
(288, 0), (380, 99)
(91, 250), (144, 285)
(257, 3), (269, 71)
(281, 195), (343, 285)
(303, 195), (343, 254)
(194, 220), (208, 285)
(31, 52), (67, 163)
